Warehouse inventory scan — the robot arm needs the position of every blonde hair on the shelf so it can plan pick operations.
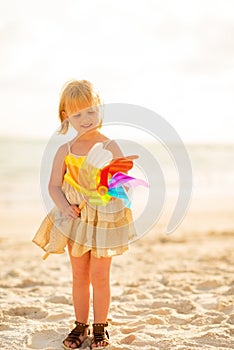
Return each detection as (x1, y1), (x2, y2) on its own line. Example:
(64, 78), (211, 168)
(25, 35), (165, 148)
(58, 80), (102, 134)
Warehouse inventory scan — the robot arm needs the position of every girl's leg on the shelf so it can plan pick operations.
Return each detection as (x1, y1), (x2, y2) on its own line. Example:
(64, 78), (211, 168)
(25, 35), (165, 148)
(64, 247), (91, 349)
(90, 255), (112, 323)
(68, 246), (91, 322)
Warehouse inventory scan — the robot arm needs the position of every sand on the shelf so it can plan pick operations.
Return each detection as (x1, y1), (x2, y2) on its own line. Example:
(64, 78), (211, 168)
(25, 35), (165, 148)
(0, 198), (234, 350)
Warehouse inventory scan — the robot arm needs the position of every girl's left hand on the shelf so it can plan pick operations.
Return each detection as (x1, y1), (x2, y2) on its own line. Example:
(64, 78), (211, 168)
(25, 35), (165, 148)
(63, 204), (81, 219)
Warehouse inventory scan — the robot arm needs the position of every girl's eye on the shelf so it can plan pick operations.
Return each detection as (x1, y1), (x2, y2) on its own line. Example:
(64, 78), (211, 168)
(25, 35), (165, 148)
(73, 114), (81, 118)
(88, 111), (94, 114)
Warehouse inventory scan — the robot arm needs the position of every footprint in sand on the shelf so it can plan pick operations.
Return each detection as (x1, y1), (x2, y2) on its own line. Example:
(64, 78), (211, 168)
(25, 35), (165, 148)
(191, 311), (226, 326)
(224, 286), (234, 295)
(46, 295), (72, 305)
(153, 307), (172, 316)
(146, 316), (165, 325)
(216, 298), (234, 313)
(120, 334), (136, 345)
(0, 323), (14, 331)
(121, 325), (144, 334)
(45, 312), (71, 322)
(196, 279), (222, 290)
(168, 314), (193, 325)
(227, 313), (234, 324)
(152, 298), (195, 314)
(27, 328), (92, 349)
(175, 299), (196, 314)
(190, 330), (232, 348)
(27, 329), (63, 349)
(4, 306), (48, 319)
(16, 278), (46, 288)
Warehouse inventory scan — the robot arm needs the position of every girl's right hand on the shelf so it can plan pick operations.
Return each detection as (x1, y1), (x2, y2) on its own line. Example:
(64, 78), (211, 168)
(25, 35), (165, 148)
(63, 204), (81, 219)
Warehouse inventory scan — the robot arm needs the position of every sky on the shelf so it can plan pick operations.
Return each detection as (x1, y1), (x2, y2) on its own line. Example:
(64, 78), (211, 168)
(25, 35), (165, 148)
(0, 0), (234, 143)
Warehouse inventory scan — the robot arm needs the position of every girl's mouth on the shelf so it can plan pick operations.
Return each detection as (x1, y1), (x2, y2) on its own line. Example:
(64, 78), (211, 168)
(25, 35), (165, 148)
(81, 123), (93, 128)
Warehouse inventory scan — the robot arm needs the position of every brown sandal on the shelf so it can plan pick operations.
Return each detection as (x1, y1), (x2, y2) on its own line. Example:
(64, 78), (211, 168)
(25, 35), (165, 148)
(91, 322), (110, 349)
(63, 321), (89, 349)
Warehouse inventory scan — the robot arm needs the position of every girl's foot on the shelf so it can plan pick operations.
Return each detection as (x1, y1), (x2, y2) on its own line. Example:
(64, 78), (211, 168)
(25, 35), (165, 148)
(63, 321), (89, 349)
(91, 322), (110, 349)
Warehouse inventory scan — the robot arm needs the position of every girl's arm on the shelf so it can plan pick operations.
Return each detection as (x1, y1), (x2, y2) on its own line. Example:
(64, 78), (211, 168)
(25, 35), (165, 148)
(105, 139), (124, 158)
(48, 145), (80, 219)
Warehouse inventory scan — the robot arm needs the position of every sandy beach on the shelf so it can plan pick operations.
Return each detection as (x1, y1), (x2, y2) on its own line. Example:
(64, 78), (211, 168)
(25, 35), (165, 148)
(1, 0), (234, 346)
(1, 194), (234, 350)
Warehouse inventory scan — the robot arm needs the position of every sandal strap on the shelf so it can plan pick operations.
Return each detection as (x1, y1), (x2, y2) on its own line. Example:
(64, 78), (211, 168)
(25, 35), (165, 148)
(74, 321), (90, 330)
(63, 321), (89, 346)
(92, 322), (109, 344)
(64, 335), (82, 347)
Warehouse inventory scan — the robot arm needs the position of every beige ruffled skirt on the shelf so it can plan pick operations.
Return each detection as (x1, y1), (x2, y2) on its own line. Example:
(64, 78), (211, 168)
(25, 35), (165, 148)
(33, 182), (136, 258)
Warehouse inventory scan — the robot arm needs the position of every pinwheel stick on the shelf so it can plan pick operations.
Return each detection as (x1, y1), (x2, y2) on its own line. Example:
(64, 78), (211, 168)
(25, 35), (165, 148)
(78, 200), (86, 210)
(42, 200), (86, 260)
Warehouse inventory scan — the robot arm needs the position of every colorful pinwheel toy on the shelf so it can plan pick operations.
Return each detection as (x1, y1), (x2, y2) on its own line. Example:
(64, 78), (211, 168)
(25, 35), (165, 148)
(64, 142), (148, 208)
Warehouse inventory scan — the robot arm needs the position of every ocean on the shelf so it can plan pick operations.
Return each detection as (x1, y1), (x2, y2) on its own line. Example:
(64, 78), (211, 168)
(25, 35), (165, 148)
(0, 136), (234, 218)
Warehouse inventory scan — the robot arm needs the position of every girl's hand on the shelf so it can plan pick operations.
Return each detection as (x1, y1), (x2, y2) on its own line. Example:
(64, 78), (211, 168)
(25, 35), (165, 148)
(63, 204), (81, 219)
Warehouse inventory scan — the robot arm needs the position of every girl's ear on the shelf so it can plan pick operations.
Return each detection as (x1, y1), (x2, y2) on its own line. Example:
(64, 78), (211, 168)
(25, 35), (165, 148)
(61, 110), (68, 120)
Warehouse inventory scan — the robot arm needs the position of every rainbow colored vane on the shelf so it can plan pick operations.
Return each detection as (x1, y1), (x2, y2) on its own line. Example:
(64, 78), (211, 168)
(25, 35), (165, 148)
(64, 143), (148, 207)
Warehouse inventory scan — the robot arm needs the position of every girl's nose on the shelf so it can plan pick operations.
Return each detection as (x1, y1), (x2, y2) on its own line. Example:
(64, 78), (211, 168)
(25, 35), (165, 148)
(81, 112), (91, 121)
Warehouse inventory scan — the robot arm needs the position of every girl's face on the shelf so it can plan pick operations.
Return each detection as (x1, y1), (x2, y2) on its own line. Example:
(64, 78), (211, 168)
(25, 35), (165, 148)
(68, 106), (100, 135)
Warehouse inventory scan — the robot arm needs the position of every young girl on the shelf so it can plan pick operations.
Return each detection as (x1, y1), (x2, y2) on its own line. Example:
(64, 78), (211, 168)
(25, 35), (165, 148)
(33, 80), (136, 349)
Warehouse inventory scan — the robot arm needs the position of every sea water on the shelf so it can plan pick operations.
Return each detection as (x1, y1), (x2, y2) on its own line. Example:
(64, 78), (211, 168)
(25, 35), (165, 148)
(0, 136), (234, 217)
